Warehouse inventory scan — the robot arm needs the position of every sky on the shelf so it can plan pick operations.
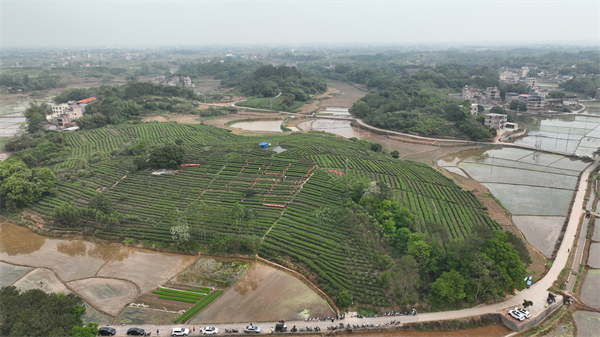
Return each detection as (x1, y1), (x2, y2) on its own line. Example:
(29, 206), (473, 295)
(1, 0), (599, 48)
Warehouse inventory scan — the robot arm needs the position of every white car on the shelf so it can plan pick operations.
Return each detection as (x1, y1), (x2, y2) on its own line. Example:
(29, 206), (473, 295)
(202, 327), (219, 335)
(171, 327), (190, 336)
(515, 307), (531, 319)
(244, 325), (261, 333)
(508, 309), (525, 322)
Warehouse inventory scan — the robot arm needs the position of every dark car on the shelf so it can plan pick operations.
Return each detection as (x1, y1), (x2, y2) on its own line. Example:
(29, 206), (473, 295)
(127, 328), (146, 336)
(98, 327), (116, 336)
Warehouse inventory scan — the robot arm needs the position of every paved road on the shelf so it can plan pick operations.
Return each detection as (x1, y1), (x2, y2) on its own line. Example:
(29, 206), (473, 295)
(105, 159), (600, 336)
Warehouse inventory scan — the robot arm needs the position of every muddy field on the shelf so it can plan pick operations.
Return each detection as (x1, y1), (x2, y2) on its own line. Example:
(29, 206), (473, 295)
(0, 223), (118, 281)
(321, 81), (367, 108)
(334, 324), (511, 337)
(191, 263), (333, 324)
(13, 268), (71, 294)
(82, 302), (114, 325)
(574, 311), (600, 337)
(97, 247), (197, 293)
(117, 307), (179, 325)
(68, 278), (139, 316)
(0, 261), (32, 287)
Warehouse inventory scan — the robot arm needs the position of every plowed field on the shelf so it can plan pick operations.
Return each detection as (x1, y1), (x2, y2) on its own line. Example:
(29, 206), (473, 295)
(68, 278), (139, 316)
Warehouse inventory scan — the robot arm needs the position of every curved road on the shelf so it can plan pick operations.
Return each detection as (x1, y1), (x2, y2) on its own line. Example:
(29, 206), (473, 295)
(108, 159), (599, 336)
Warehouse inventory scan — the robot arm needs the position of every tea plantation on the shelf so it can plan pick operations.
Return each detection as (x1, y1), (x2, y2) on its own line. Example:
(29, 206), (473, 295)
(26, 122), (510, 310)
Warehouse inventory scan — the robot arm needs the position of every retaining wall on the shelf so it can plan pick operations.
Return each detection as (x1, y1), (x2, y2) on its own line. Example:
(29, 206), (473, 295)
(501, 301), (564, 332)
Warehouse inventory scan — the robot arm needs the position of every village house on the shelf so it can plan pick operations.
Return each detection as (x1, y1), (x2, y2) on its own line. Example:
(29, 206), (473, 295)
(484, 113), (507, 130)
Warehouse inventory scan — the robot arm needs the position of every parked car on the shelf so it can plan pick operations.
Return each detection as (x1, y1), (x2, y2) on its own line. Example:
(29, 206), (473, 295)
(508, 309), (525, 322)
(201, 326), (219, 335)
(171, 328), (190, 336)
(98, 327), (116, 336)
(515, 307), (531, 319)
(274, 323), (287, 332)
(126, 328), (146, 336)
(244, 325), (261, 333)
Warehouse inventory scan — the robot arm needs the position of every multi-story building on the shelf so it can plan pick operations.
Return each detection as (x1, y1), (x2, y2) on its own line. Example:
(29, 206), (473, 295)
(486, 86), (501, 101)
(51, 103), (69, 118)
(526, 96), (544, 111)
(505, 92), (520, 102)
(183, 76), (192, 87)
(462, 85), (478, 99)
(484, 113), (507, 130)
(525, 77), (539, 87)
(519, 66), (530, 78)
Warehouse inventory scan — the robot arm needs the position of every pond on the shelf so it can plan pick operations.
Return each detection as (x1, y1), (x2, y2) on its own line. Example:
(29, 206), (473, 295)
(231, 120), (282, 132)
(298, 119), (377, 139)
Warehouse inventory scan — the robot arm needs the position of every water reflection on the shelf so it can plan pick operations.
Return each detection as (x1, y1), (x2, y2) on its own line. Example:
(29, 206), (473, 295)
(0, 223), (46, 255)
(232, 120), (283, 132)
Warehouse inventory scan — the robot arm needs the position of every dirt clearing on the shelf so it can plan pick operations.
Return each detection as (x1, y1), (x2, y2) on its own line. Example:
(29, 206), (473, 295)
(68, 278), (139, 316)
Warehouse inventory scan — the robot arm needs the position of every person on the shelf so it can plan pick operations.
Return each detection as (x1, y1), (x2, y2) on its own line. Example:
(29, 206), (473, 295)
(193, 327), (195, 332)
(157, 329), (159, 335)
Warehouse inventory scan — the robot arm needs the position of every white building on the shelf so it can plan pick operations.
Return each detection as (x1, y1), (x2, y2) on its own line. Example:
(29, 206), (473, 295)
(51, 103), (69, 118)
(484, 113), (507, 130)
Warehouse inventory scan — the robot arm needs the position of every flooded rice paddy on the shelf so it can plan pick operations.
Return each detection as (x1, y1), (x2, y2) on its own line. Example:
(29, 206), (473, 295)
(231, 120), (283, 132)
(580, 269), (600, 309)
(440, 146), (588, 256)
(0, 223), (197, 320)
(174, 258), (249, 288)
(573, 311), (600, 337)
(511, 216), (565, 258)
(97, 247), (196, 293)
(0, 261), (32, 287)
(587, 243), (600, 268)
(190, 263), (334, 323)
(514, 115), (600, 156)
(0, 223), (118, 281)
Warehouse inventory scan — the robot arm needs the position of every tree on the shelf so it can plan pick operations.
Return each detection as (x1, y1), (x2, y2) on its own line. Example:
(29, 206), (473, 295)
(523, 299), (533, 309)
(378, 271), (391, 289)
(337, 290), (351, 308)
(52, 202), (81, 227)
(477, 104), (484, 113)
(88, 193), (114, 215)
(430, 270), (467, 305)
(509, 101), (519, 110)
(445, 104), (466, 121)
(0, 286), (92, 337)
(484, 231), (527, 291)
(548, 91), (566, 99)
(391, 256), (420, 305)
(371, 143), (382, 152)
(71, 323), (99, 337)
(23, 102), (49, 134)
(149, 144), (185, 169)
(489, 107), (506, 115)
(390, 150), (399, 158)
(351, 101), (370, 118)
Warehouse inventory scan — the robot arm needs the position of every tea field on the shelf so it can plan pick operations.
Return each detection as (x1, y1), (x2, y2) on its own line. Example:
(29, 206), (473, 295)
(28, 122), (500, 309)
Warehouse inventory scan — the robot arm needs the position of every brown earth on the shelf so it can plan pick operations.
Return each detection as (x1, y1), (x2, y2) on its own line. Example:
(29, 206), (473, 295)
(134, 293), (194, 312)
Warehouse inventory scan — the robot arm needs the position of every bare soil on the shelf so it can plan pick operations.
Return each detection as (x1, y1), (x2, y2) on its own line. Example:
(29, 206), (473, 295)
(67, 278), (139, 316)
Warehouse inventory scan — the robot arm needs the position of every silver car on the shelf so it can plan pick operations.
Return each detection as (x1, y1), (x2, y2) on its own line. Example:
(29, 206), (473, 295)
(244, 325), (261, 333)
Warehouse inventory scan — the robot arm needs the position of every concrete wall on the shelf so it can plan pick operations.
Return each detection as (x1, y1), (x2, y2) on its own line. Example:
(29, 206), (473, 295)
(501, 302), (564, 332)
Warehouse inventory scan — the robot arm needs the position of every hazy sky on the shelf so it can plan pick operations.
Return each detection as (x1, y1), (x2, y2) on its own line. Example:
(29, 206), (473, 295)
(2, 0), (598, 48)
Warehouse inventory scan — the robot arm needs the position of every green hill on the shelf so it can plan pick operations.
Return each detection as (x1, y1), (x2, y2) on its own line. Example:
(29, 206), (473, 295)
(18, 122), (525, 311)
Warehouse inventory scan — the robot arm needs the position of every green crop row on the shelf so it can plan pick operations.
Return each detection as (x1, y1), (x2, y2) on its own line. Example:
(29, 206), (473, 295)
(158, 296), (197, 303)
